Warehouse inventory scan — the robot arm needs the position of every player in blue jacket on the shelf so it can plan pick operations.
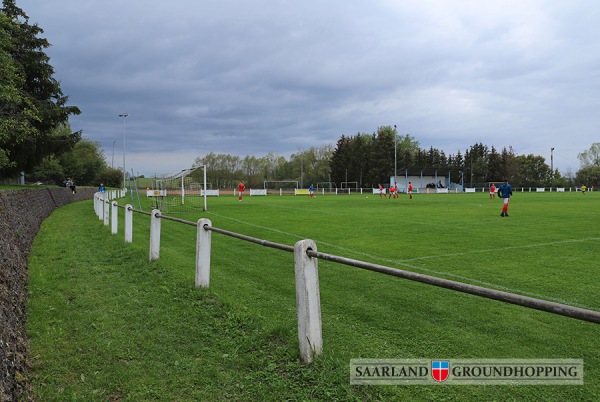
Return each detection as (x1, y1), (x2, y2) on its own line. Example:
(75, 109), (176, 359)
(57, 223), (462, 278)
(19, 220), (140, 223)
(498, 179), (513, 217)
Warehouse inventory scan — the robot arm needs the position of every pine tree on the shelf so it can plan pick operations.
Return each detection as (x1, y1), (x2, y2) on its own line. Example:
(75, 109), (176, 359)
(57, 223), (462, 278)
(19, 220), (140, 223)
(0, 0), (80, 176)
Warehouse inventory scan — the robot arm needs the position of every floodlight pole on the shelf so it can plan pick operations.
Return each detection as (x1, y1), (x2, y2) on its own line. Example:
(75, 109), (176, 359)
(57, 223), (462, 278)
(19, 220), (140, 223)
(203, 165), (207, 211)
(119, 113), (129, 189)
(393, 125), (397, 183)
(550, 147), (555, 185)
(111, 139), (116, 168)
(301, 155), (304, 188)
(181, 174), (185, 205)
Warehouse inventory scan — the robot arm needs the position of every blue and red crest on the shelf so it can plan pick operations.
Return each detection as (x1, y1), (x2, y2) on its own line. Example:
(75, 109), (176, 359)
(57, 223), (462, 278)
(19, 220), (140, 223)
(431, 361), (449, 382)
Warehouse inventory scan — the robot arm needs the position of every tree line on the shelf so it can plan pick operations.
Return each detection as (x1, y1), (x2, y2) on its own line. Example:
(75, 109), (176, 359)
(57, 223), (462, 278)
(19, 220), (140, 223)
(191, 128), (598, 189)
(192, 147), (332, 189)
(329, 126), (564, 188)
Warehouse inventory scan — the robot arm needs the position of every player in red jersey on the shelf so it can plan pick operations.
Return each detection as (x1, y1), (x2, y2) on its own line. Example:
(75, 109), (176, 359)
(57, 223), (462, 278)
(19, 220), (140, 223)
(490, 183), (496, 199)
(408, 182), (413, 199)
(238, 181), (245, 201)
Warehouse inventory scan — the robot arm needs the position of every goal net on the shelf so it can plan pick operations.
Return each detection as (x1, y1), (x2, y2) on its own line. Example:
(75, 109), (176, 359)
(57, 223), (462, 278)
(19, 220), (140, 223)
(317, 182), (336, 192)
(340, 181), (358, 189)
(154, 167), (206, 213)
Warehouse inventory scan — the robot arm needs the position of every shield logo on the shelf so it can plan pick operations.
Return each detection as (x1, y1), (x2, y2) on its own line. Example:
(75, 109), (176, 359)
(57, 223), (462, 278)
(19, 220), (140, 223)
(431, 361), (449, 382)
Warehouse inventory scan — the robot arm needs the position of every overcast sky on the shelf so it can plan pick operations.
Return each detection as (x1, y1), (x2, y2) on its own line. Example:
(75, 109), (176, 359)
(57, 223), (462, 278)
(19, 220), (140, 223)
(18, 0), (599, 177)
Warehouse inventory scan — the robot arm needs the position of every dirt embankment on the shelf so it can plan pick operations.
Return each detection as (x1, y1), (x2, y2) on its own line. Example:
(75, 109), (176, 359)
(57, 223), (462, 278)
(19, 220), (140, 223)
(0, 187), (96, 401)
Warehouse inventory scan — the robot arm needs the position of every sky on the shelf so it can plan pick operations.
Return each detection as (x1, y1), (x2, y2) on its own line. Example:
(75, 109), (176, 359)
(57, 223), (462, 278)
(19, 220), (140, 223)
(17, 0), (600, 177)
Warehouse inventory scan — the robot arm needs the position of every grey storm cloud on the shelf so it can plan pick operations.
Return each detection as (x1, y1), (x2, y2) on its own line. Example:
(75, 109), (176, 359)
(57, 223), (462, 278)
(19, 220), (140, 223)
(18, 0), (599, 175)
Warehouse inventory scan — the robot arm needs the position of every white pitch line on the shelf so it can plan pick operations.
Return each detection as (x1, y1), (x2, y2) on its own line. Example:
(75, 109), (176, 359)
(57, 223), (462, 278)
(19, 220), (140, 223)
(258, 202), (356, 216)
(206, 211), (597, 310)
(401, 237), (600, 262)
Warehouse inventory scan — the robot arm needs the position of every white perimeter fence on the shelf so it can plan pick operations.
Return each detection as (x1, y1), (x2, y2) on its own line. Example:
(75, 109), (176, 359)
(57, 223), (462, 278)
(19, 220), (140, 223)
(93, 192), (600, 363)
(243, 187), (590, 195)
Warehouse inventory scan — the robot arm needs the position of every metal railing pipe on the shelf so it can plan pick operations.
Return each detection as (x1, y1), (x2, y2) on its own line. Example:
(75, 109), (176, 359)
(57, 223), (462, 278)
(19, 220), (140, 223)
(306, 249), (600, 324)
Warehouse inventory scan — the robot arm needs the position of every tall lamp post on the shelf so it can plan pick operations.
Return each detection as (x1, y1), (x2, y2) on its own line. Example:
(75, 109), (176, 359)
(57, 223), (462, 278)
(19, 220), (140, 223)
(111, 139), (116, 168)
(119, 113), (128, 188)
(550, 147), (555, 186)
(393, 125), (397, 183)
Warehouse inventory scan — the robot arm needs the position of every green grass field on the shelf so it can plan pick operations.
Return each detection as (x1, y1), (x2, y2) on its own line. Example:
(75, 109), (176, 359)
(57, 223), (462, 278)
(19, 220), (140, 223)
(27, 191), (599, 400)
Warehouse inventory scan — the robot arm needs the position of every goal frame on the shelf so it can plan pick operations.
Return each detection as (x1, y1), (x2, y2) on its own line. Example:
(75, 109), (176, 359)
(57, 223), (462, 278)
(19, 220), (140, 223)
(316, 182), (336, 191)
(155, 165), (208, 213)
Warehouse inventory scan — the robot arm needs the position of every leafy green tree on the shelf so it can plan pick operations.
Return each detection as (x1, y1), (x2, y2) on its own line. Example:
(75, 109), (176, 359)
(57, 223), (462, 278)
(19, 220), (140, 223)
(0, 0), (80, 177)
(463, 143), (488, 184)
(368, 126), (394, 185)
(194, 152), (242, 188)
(515, 154), (550, 187)
(240, 154), (287, 188)
(350, 134), (372, 187)
(29, 155), (63, 184)
(194, 152), (291, 188)
(487, 146), (503, 182)
(577, 143), (600, 168)
(330, 135), (353, 186)
(472, 156), (490, 183)
(425, 146), (447, 168)
(500, 146), (520, 182)
(287, 151), (303, 186)
(575, 143), (600, 189)
(562, 168), (575, 187)
(263, 152), (287, 179)
(241, 155), (261, 186)
(551, 170), (567, 187)
(315, 145), (334, 182)
(272, 157), (295, 182)
(575, 166), (600, 188)
(0, 13), (34, 171)
(414, 148), (427, 167)
(97, 167), (122, 188)
(27, 124), (114, 186)
(59, 138), (107, 186)
(395, 133), (420, 169)
(299, 145), (333, 186)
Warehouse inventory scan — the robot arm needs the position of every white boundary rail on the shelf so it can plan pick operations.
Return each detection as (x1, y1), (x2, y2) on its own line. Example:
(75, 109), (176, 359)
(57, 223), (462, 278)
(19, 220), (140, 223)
(249, 189), (267, 196)
(94, 194), (600, 363)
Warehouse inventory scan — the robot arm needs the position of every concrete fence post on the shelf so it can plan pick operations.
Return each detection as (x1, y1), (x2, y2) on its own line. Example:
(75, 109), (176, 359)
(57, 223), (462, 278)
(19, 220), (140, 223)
(125, 204), (133, 243)
(111, 202), (118, 235)
(103, 196), (110, 226)
(195, 218), (212, 288)
(97, 194), (103, 220)
(94, 194), (99, 217)
(294, 239), (323, 363)
(149, 209), (161, 261)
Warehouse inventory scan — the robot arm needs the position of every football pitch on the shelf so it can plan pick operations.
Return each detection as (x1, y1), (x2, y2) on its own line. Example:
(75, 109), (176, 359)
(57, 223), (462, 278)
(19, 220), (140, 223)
(29, 190), (599, 400)
(161, 191), (599, 397)
(198, 191), (598, 311)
